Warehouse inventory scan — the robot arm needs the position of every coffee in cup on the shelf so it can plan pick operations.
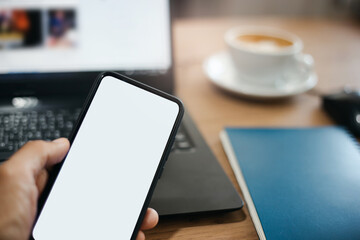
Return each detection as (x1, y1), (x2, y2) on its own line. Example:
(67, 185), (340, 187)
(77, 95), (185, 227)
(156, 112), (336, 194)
(225, 27), (313, 87)
(236, 34), (293, 53)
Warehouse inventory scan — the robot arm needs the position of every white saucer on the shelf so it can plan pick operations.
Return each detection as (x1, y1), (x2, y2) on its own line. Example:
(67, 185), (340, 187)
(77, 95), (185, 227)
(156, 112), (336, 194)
(203, 51), (318, 99)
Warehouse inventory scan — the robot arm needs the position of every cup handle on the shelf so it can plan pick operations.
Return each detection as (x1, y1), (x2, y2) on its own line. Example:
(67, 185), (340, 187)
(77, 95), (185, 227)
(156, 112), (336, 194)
(278, 53), (314, 87)
(295, 53), (314, 76)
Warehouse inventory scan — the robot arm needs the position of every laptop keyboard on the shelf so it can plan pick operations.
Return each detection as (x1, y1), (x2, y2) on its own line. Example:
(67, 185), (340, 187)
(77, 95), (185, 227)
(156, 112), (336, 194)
(0, 108), (193, 162)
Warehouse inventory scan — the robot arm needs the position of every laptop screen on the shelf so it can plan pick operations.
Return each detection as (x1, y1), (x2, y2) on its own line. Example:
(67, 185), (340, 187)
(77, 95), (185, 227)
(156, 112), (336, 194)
(0, 0), (171, 74)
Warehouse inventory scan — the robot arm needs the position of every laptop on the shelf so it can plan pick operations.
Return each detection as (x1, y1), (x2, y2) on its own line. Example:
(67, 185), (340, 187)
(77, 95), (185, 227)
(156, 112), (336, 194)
(0, 0), (243, 215)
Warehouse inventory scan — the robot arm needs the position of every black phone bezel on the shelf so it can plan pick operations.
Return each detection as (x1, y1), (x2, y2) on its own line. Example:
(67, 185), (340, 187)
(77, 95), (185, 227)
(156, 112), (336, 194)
(31, 71), (184, 240)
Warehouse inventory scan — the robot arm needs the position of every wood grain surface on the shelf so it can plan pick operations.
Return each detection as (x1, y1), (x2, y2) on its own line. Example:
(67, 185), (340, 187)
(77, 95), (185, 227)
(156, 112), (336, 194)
(146, 17), (360, 240)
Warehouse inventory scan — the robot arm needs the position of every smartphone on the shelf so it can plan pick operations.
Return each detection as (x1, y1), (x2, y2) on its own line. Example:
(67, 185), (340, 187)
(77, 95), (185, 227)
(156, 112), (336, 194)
(31, 72), (184, 240)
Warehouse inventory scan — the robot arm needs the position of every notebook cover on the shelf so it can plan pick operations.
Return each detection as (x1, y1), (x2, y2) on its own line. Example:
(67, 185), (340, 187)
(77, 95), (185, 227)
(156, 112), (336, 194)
(220, 127), (360, 240)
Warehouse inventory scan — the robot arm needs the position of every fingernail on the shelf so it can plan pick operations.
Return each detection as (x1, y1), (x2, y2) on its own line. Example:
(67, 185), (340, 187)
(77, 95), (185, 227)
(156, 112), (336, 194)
(52, 138), (68, 144)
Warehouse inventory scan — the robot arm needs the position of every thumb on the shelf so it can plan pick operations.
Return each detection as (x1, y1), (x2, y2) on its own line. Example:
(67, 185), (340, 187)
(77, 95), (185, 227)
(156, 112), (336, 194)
(9, 138), (70, 177)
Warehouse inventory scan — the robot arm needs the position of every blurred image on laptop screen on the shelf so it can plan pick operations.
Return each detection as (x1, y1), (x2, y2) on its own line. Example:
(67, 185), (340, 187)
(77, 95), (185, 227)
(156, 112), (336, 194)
(0, 0), (171, 73)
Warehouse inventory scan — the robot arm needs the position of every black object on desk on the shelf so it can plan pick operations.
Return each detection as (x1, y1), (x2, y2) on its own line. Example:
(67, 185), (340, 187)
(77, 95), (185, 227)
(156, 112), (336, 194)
(322, 90), (360, 137)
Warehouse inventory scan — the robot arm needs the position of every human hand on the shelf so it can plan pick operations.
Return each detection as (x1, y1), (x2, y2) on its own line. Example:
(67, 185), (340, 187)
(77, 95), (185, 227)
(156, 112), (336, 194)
(137, 208), (159, 240)
(0, 139), (70, 240)
(0, 139), (158, 240)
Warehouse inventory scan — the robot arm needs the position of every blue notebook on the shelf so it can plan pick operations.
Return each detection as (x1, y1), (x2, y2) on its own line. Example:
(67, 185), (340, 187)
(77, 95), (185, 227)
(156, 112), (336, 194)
(221, 127), (360, 240)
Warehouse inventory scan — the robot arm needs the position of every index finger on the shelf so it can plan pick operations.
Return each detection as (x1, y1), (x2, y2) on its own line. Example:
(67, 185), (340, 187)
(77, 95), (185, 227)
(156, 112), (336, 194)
(7, 138), (70, 178)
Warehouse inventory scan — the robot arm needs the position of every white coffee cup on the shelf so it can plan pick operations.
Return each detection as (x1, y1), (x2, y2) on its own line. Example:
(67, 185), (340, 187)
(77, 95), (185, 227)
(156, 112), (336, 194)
(225, 27), (314, 87)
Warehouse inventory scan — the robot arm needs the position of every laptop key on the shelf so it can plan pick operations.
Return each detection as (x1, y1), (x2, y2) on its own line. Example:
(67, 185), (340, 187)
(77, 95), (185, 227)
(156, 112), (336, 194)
(177, 141), (192, 150)
(0, 152), (13, 161)
(0, 142), (9, 151)
(175, 132), (186, 141)
(172, 125), (194, 151)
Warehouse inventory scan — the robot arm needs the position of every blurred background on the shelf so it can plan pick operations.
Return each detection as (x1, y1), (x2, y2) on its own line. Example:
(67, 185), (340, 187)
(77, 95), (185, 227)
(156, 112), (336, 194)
(172, 0), (360, 19)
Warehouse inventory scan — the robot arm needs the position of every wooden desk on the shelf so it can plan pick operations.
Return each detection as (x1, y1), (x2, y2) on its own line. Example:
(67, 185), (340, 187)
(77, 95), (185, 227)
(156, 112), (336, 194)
(146, 17), (360, 239)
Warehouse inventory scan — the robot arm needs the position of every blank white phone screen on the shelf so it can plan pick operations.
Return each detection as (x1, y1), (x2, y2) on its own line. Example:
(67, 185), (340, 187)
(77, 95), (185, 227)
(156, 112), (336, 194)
(33, 76), (179, 240)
